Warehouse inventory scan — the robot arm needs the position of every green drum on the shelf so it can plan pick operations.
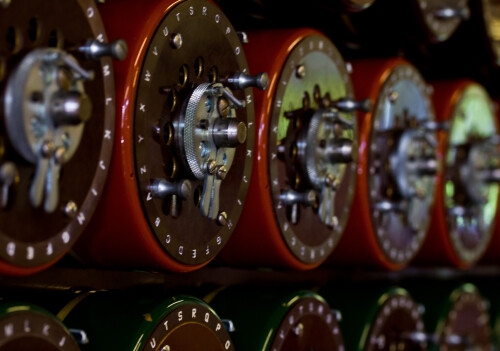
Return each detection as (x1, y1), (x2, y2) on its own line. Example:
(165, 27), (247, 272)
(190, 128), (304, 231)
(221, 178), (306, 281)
(209, 288), (344, 351)
(0, 301), (79, 351)
(323, 284), (427, 351)
(59, 291), (233, 351)
(410, 282), (493, 351)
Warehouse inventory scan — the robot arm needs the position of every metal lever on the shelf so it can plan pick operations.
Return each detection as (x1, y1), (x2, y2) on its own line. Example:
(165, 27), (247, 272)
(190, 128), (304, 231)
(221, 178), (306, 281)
(212, 119), (247, 148)
(327, 138), (353, 163)
(50, 91), (92, 126)
(280, 189), (318, 208)
(333, 98), (372, 113)
(148, 179), (191, 200)
(79, 39), (128, 61)
(224, 72), (269, 91)
(68, 329), (89, 345)
(433, 6), (470, 20)
(221, 319), (236, 332)
(0, 162), (16, 209)
(323, 111), (354, 128)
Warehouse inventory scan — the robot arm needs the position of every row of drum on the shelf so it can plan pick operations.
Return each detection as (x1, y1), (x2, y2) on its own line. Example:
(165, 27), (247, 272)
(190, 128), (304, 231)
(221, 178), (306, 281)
(0, 281), (498, 351)
(2, 0), (500, 277)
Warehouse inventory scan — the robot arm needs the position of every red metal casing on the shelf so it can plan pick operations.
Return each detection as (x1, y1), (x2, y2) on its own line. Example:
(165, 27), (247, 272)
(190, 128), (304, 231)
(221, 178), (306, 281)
(75, 0), (208, 272)
(219, 28), (331, 270)
(330, 57), (416, 270)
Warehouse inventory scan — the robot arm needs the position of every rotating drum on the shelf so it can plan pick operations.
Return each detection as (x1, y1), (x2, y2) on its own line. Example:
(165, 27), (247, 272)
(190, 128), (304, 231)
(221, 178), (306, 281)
(59, 292), (233, 351)
(209, 289), (344, 351)
(331, 58), (438, 270)
(75, 0), (263, 272)
(323, 285), (427, 351)
(0, 301), (80, 350)
(219, 28), (365, 270)
(0, 0), (120, 275)
(416, 80), (500, 268)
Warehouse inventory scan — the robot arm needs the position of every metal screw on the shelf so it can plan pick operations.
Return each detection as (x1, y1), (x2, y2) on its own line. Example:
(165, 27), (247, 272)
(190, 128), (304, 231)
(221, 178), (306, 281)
(296, 64), (306, 79)
(161, 346), (170, 351)
(388, 91), (399, 103)
(325, 174), (335, 187)
(170, 33), (183, 50)
(216, 166), (227, 180)
(217, 211), (228, 226)
(345, 62), (353, 74)
(64, 201), (78, 218)
(41, 141), (55, 157)
(207, 159), (217, 175)
(293, 323), (304, 337)
(54, 146), (66, 164)
(218, 97), (230, 118)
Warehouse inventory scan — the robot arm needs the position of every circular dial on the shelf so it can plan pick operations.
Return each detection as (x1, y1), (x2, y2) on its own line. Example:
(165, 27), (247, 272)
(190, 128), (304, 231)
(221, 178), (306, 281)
(0, 0), (114, 270)
(134, 0), (255, 266)
(415, 0), (470, 42)
(436, 285), (493, 351)
(145, 301), (233, 351)
(443, 84), (499, 264)
(364, 290), (426, 351)
(0, 306), (79, 350)
(482, 0), (500, 66)
(368, 64), (437, 265)
(268, 35), (357, 264)
(269, 296), (344, 351)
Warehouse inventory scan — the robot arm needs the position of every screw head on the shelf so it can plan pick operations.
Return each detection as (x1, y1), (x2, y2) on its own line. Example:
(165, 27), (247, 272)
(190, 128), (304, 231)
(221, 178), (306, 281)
(54, 146), (66, 164)
(41, 141), (55, 157)
(161, 346), (171, 351)
(293, 323), (304, 337)
(388, 91), (399, 103)
(207, 159), (217, 175)
(296, 64), (306, 79)
(217, 211), (228, 226)
(170, 33), (183, 50)
(325, 173), (335, 187)
(216, 166), (227, 180)
(218, 97), (230, 118)
(64, 201), (78, 218)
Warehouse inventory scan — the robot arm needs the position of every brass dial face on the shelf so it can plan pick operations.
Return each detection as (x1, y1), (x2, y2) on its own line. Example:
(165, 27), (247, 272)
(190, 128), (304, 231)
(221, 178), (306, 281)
(268, 35), (356, 264)
(269, 297), (344, 351)
(0, 309), (79, 350)
(0, 0), (114, 268)
(368, 64), (437, 265)
(444, 84), (500, 264)
(134, 0), (254, 265)
(145, 302), (233, 351)
(437, 286), (493, 351)
(365, 291), (426, 351)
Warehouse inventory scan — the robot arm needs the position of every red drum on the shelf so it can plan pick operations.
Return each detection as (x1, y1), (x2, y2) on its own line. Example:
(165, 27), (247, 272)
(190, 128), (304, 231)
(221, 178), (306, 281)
(331, 58), (438, 270)
(0, 0), (119, 275)
(75, 0), (262, 272)
(416, 80), (500, 268)
(219, 28), (366, 270)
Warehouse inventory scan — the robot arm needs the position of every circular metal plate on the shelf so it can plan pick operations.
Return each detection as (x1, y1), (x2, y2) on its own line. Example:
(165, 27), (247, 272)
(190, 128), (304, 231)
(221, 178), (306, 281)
(133, 0), (254, 265)
(364, 290), (426, 351)
(437, 285), (493, 351)
(368, 64), (436, 266)
(0, 307), (79, 350)
(269, 296), (344, 351)
(444, 84), (499, 264)
(0, 0), (114, 269)
(145, 301), (233, 351)
(268, 35), (356, 264)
